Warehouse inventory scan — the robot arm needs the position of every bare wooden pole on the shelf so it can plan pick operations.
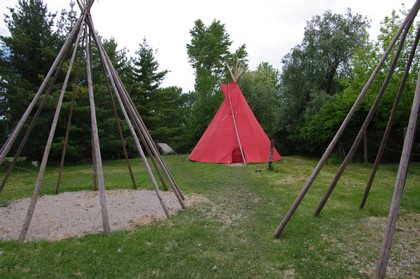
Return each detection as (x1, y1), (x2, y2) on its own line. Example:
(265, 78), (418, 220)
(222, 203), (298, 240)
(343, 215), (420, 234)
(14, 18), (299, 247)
(272, 3), (418, 238)
(268, 139), (275, 170)
(85, 28), (110, 232)
(0, 57), (65, 193)
(91, 130), (98, 191)
(0, 15), (85, 165)
(116, 76), (185, 204)
(360, 25), (420, 209)
(314, 10), (415, 217)
(95, 34), (185, 204)
(100, 55), (137, 190)
(18, 21), (84, 240)
(375, 69), (420, 279)
(55, 100), (75, 194)
(55, 38), (85, 194)
(87, 20), (171, 217)
(124, 90), (184, 198)
(109, 89), (138, 189)
(227, 83), (246, 165)
(104, 56), (184, 199)
(364, 131), (368, 164)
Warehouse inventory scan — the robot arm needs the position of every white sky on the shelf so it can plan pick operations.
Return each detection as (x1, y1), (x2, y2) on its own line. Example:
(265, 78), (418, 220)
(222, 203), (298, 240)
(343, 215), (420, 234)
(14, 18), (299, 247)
(0, 0), (415, 92)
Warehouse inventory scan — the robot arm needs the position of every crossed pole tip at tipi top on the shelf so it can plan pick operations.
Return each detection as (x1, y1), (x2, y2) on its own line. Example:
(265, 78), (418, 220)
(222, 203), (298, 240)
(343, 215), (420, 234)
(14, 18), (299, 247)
(226, 60), (244, 82)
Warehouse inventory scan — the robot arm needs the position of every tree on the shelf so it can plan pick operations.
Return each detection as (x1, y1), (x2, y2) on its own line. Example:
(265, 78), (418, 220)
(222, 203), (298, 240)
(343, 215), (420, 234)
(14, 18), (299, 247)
(239, 62), (281, 137)
(0, 0), (61, 120)
(0, 0), (70, 159)
(297, 8), (420, 158)
(130, 37), (168, 131)
(148, 86), (192, 152)
(186, 19), (248, 146)
(276, 9), (370, 153)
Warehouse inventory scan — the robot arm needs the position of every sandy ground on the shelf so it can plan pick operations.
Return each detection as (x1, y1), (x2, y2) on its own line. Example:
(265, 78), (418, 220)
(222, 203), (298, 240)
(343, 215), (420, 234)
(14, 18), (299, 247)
(0, 189), (203, 242)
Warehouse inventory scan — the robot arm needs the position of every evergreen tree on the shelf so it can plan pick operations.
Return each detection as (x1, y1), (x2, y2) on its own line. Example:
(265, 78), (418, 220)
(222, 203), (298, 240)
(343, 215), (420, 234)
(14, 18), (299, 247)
(0, 0), (67, 159)
(131, 37), (168, 132)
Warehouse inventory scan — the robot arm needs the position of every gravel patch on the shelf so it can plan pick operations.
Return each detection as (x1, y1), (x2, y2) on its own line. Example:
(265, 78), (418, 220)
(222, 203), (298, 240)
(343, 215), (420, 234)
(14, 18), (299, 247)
(0, 189), (204, 242)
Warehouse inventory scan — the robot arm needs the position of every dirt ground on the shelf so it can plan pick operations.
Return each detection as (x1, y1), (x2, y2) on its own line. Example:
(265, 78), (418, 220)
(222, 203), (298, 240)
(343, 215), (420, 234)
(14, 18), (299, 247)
(0, 189), (205, 241)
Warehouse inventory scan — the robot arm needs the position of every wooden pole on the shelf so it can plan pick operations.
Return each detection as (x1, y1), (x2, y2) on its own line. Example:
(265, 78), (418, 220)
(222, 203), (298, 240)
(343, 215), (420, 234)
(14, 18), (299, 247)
(55, 40), (85, 194)
(364, 131), (368, 164)
(85, 28), (110, 232)
(227, 83), (246, 165)
(117, 77), (185, 203)
(107, 78), (138, 189)
(123, 87), (184, 199)
(360, 25), (420, 209)
(268, 139), (275, 170)
(0, 15), (84, 165)
(273, 4), (418, 238)
(313, 13), (414, 217)
(91, 131), (98, 191)
(55, 101), (74, 194)
(0, 57), (65, 193)
(375, 69), (420, 279)
(18, 21), (84, 240)
(97, 42), (138, 190)
(93, 31), (185, 204)
(87, 20), (171, 217)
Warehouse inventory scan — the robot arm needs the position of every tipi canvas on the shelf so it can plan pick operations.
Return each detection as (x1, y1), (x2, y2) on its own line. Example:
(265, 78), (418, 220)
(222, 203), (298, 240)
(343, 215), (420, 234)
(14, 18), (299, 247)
(189, 82), (282, 164)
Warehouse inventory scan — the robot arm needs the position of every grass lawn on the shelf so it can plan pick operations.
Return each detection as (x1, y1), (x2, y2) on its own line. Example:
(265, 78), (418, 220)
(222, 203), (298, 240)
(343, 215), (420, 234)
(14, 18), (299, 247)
(0, 155), (419, 278)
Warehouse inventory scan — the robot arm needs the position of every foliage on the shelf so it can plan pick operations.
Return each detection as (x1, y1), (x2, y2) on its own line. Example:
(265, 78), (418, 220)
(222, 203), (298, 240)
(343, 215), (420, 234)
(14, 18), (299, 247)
(238, 62), (281, 138)
(0, 0), (73, 159)
(186, 19), (248, 148)
(1, 1), (418, 163)
(277, 9), (370, 154)
(297, 9), (420, 157)
(147, 86), (192, 152)
(0, 1), (190, 161)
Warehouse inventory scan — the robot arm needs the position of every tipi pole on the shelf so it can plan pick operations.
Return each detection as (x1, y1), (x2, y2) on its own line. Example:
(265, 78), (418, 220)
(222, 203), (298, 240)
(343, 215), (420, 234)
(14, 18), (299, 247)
(314, 13), (414, 217)
(105, 58), (182, 196)
(375, 69), (420, 279)
(110, 91), (138, 189)
(0, 56), (66, 193)
(360, 25), (420, 209)
(91, 130), (98, 191)
(124, 87), (185, 202)
(91, 37), (170, 193)
(227, 83), (246, 165)
(56, 40), (85, 194)
(55, 97), (75, 194)
(19, 21), (84, 240)
(0, 14), (85, 165)
(87, 21), (171, 217)
(117, 77), (185, 204)
(105, 54), (185, 206)
(273, 3), (417, 238)
(85, 28), (110, 232)
(124, 89), (184, 198)
(100, 57), (138, 190)
(106, 63), (178, 212)
(98, 40), (185, 204)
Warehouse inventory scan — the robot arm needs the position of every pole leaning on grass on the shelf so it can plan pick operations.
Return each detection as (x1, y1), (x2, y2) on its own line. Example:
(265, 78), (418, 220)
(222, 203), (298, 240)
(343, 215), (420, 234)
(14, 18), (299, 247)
(273, 0), (420, 239)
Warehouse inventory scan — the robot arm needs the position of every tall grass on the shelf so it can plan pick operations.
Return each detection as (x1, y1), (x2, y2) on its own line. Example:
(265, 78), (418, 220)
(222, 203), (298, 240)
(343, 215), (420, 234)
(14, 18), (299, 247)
(0, 155), (418, 278)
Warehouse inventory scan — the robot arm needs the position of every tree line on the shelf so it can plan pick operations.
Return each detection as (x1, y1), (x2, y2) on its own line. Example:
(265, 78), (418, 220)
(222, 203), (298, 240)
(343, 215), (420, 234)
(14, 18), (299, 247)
(0, 0), (418, 162)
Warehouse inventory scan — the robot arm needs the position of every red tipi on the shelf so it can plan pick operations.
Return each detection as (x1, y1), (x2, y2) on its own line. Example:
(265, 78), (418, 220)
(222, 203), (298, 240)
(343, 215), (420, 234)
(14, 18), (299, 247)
(188, 82), (282, 164)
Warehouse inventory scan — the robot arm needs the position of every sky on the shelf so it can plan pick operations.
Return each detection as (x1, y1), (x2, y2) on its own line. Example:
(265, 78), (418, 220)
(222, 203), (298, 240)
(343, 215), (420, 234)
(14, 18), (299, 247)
(0, 0), (415, 92)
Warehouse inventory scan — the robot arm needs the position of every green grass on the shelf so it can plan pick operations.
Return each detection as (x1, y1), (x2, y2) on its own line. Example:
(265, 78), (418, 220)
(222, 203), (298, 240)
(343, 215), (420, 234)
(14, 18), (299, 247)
(0, 155), (419, 278)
